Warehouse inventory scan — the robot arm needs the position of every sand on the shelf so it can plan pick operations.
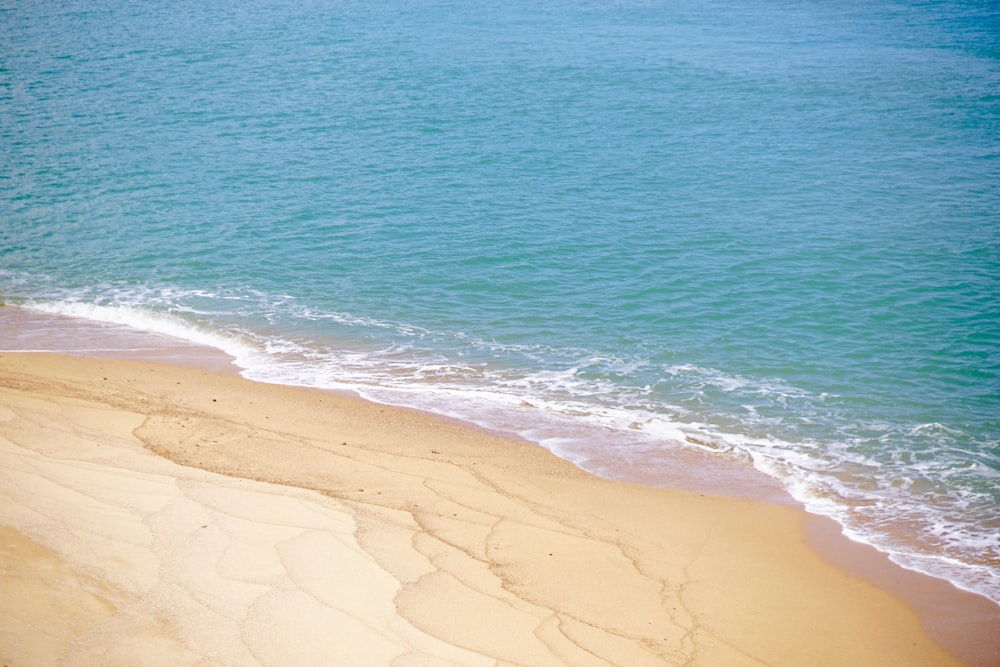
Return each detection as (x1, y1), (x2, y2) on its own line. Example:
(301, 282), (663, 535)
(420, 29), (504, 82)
(0, 350), (993, 666)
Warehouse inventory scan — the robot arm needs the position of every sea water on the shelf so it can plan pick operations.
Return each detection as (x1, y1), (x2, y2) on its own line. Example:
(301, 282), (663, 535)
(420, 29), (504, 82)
(2, 0), (998, 603)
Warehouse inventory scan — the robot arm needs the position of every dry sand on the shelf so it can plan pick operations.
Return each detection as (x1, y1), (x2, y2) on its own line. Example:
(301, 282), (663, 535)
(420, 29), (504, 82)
(0, 351), (992, 665)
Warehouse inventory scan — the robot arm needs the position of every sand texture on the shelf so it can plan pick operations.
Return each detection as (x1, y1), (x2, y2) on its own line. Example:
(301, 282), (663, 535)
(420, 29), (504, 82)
(0, 352), (969, 665)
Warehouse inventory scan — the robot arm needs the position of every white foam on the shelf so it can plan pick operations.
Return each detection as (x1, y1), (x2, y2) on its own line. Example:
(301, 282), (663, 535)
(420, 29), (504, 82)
(22, 299), (259, 362)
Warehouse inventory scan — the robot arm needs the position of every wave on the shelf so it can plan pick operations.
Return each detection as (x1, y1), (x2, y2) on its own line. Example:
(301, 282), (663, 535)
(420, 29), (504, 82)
(22, 298), (260, 361)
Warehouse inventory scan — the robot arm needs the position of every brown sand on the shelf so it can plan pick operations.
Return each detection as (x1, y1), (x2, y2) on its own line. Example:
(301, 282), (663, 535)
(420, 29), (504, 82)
(0, 351), (989, 665)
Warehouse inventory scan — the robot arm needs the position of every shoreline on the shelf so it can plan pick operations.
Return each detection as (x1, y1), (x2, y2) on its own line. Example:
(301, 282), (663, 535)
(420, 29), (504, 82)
(1, 308), (998, 664)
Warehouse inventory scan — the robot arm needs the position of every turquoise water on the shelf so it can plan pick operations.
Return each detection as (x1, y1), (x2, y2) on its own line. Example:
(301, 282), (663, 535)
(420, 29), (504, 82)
(2, 0), (998, 602)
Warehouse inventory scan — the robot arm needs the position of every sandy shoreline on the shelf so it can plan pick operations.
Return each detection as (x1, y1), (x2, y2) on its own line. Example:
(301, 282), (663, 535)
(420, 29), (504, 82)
(0, 308), (1000, 665)
(1, 348), (995, 666)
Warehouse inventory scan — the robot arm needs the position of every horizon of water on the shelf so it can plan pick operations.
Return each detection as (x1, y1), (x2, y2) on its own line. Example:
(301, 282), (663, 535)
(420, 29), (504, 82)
(2, 0), (998, 603)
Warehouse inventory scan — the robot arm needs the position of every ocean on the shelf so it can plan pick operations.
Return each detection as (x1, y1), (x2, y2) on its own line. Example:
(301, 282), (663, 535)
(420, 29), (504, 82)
(2, 0), (998, 604)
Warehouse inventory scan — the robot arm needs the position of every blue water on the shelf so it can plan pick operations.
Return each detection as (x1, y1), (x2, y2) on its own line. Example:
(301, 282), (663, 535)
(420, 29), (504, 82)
(2, 0), (999, 602)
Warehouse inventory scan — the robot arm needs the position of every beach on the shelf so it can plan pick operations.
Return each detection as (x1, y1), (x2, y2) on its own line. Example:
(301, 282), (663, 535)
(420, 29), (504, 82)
(1, 346), (995, 666)
(6, 0), (1000, 653)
